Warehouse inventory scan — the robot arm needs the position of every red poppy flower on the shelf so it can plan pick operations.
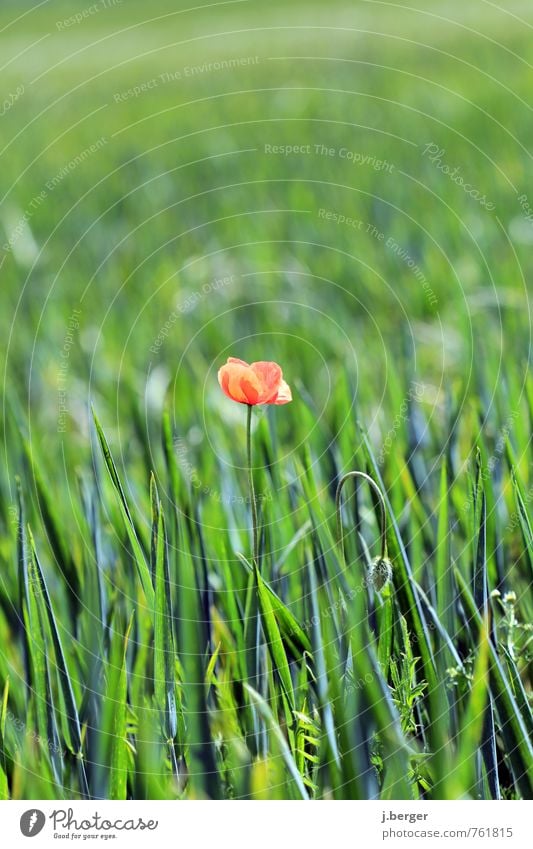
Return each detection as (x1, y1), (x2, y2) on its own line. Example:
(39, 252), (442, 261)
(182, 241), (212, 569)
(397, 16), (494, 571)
(218, 357), (292, 405)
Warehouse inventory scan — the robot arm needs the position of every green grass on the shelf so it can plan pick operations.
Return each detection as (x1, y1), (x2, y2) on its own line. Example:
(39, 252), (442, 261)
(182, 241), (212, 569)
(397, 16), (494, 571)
(0, 0), (532, 800)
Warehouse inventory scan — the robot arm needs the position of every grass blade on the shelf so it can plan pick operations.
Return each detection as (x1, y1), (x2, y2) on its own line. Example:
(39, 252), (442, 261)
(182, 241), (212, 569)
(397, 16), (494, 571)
(92, 408), (154, 609)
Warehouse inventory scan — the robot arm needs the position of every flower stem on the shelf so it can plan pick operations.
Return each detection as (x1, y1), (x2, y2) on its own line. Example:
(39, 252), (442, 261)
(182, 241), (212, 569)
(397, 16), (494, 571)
(246, 404), (259, 565)
(335, 470), (387, 566)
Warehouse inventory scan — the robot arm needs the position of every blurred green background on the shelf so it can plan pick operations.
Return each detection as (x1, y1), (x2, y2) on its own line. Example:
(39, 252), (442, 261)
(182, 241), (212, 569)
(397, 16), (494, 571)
(0, 0), (532, 801)
(1, 0), (532, 448)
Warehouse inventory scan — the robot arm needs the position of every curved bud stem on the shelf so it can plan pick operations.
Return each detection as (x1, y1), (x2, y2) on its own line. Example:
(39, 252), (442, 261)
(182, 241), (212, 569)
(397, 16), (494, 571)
(335, 470), (388, 566)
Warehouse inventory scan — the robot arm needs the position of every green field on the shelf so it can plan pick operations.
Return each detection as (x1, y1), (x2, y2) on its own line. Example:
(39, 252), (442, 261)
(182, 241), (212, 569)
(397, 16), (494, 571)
(0, 0), (532, 800)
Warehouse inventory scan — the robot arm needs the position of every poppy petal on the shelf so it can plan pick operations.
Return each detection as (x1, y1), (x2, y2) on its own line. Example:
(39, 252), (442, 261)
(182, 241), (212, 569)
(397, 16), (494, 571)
(218, 363), (262, 404)
(227, 357), (249, 367)
(218, 365), (243, 402)
(273, 380), (292, 404)
(239, 375), (261, 404)
(250, 361), (283, 402)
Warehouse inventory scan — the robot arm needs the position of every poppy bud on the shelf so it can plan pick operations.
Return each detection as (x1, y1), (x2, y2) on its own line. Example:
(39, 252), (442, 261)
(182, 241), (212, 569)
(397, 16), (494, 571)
(369, 556), (393, 592)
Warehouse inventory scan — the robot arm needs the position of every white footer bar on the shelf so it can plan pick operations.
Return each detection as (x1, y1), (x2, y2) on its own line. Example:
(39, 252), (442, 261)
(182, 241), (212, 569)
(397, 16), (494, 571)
(1, 800), (529, 848)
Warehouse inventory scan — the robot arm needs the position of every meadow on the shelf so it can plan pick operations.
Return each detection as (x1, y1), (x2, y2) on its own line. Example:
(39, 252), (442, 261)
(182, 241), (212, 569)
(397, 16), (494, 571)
(0, 0), (532, 800)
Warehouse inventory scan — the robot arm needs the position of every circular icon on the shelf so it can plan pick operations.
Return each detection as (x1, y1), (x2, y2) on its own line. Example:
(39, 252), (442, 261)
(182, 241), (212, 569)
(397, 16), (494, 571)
(20, 810), (46, 837)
